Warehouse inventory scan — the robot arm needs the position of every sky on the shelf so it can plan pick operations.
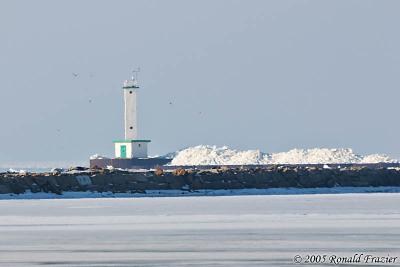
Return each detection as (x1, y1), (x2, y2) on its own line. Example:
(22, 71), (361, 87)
(1, 0), (400, 166)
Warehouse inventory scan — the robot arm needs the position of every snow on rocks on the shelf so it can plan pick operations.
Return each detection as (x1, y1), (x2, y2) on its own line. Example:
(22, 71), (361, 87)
(168, 145), (397, 166)
(7, 168), (27, 175)
(359, 154), (395, 164)
(90, 154), (108, 160)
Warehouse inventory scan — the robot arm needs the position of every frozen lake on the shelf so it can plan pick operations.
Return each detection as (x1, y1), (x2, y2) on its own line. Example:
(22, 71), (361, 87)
(1, 193), (400, 266)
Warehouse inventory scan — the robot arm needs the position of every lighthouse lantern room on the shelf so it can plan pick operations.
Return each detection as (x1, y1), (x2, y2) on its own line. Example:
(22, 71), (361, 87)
(113, 73), (150, 159)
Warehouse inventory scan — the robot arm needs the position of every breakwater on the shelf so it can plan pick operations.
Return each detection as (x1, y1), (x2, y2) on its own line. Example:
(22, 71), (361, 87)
(1, 165), (400, 195)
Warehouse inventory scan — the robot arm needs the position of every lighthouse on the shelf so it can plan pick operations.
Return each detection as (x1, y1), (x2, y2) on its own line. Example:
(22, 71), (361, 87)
(113, 73), (151, 159)
(90, 72), (171, 169)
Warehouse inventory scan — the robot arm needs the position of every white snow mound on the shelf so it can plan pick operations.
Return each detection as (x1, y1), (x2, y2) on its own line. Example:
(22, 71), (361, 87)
(168, 145), (397, 165)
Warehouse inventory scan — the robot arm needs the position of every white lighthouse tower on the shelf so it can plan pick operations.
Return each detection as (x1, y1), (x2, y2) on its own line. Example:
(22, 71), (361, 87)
(113, 71), (150, 159)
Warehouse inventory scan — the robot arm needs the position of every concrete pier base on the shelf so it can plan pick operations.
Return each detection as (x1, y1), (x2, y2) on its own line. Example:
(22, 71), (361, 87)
(90, 158), (171, 170)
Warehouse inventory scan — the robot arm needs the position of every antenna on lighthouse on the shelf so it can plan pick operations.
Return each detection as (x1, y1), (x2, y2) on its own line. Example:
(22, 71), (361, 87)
(132, 67), (140, 83)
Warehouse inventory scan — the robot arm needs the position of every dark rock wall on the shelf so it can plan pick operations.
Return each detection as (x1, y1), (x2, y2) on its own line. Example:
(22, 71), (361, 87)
(1, 166), (400, 195)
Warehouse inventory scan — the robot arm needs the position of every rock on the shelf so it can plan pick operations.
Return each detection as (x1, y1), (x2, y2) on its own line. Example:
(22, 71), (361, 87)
(68, 166), (89, 171)
(173, 168), (187, 176)
(135, 176), (149, 182)
(9, 182), (26, 194)
(1, 165), (400, 194)
(51, 168), (64, 175)
(76, 175), (92, 186)
(154, 168), (164, 176)
(30, 183), (41, 193)
(0, 185), (11, 194)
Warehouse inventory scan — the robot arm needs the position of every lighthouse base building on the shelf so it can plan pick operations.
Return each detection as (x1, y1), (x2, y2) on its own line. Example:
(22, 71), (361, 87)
(90, 74), (171, 169)
(113, 140), (151, 159)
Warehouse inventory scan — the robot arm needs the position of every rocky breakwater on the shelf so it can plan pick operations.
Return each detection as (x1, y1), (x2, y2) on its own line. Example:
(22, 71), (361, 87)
(1, 166), (400, 195)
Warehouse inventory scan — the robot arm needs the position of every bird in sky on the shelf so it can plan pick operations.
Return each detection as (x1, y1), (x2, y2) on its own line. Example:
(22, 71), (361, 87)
(72, 73), (79, 77)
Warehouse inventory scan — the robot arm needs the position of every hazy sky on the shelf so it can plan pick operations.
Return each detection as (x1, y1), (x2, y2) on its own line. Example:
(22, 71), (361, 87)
(1, 0), (399, 165)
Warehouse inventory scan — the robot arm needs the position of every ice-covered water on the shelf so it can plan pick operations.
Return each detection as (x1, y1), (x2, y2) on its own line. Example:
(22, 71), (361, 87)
(1, 193), (400, 266)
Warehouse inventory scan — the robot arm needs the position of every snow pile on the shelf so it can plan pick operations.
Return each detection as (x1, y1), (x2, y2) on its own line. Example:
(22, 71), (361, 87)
(168, 146), (264, 165)
(169, 145), (397, 165)
(7, 168), (27, 174)
(267, 148), (363, 164)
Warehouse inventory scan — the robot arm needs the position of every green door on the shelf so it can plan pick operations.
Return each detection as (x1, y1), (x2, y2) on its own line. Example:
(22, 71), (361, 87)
(120, 145), (127, 158)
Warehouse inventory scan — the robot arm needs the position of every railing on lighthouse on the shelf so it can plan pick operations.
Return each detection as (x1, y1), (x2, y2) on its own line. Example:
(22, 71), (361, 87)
(123, 68), (140, 88)
(123, 78), (139, 89)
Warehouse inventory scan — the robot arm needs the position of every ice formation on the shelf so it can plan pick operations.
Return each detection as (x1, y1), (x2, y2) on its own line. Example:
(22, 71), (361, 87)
(168, 145), (397, 165)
